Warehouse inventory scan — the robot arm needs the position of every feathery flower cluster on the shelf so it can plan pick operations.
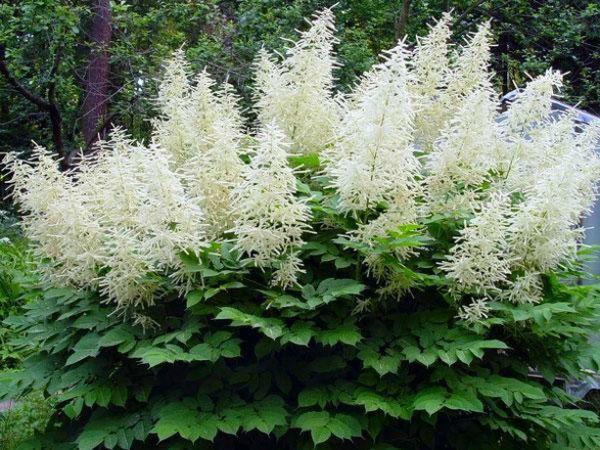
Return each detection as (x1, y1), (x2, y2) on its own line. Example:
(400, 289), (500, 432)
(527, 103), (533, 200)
(440, 192), (514, 295)
(5, 10), (600, 319)
(425, 89), (503, 213)
(411, 13), (452, 148)
(153, 53), (246, 236)
(253, 8), (339, 153)
(325, 40), (420, 213)
(230, 122), (311, 288)
(6, 132), (206, 308)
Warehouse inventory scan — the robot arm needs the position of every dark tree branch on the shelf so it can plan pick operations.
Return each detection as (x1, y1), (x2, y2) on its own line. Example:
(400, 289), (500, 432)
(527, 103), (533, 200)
(0, 44), (67, 165)
(0, 45), (51, 110)
(452, 0), (489, 29)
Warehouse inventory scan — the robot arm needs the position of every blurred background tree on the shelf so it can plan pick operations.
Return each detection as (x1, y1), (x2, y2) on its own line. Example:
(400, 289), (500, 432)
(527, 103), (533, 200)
(0, 0), (598, 171)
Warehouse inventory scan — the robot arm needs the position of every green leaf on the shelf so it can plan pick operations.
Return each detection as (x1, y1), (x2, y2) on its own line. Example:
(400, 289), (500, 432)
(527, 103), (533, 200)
(289, 153), (321, 169)
(66, 333), (101, 365)
(413, 387), (447, 415)
(98, 325), (135, 348)
(153, 402), (218, 443)
(311, 426), (331, 445)
(317, 322), (362, 347)
(186, 290), (204, 307)
(445, 391), (484, 413)
(352, 388), (410, 419)
(64, 397), (84, 419)
(316, 278), (366, 303)
(358, 345), (402, 376)
(280, 321), (314, 346)
(298, 388), (325, 408)
(132, 344), (188, 367)
(77, 430), (105, 450)
(334, 257), (354, 269)
(294, 411), (330, 431)
(218, 412), (241, 435)
(216, 307), (285, 340)
(416, 350), (437, 367)
(327, 414), (362, 440)
(402, 345), (421, 363)
(241, 395), (288, 435)
(188, 343), (219, 362)
(204, 281), (246, 300)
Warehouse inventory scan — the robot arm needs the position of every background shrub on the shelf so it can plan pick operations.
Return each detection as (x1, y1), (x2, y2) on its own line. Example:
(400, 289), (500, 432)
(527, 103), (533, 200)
(2, 9), (600, 450)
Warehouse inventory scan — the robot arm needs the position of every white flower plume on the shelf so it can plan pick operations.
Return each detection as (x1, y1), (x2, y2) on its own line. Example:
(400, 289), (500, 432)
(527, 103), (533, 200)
(411, 12), (453, 148)
(253, 8), (340, 153)
(230, 122), (311, 287)
(508, 117), (600, 271)
(326, 40), (420, 213)
(153, 53), (246, 167)
(440, 192), (514, 295)
(504, 69), (563, 133)
(152, 49), (194, 166)
(5, 131), (207, 308)
(425, 89), (503, 214)
(447, 21), (494, 98)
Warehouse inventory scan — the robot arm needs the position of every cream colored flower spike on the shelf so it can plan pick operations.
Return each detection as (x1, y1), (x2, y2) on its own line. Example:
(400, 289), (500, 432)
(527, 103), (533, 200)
(253, 8), (340, 154)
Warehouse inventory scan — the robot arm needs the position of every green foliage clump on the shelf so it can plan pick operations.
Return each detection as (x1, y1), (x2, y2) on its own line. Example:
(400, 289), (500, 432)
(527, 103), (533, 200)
(0, 391), (55, 450)
(0, 211), (40, 368)
(1, 230), (600, 449)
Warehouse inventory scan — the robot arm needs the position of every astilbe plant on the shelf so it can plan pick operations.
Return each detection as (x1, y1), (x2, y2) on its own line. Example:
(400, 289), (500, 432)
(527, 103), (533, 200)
(2, 8), (600, 450)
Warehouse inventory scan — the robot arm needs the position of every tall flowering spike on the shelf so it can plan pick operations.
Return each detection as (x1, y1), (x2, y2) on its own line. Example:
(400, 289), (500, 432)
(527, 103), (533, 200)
(425, 89), (503, 214)
(82, 132), (207, 307)
(411, 13), (453, 148)
(155, 48), (191, 115)
(181, 77), (246, 238)
(3, 146), (103, 287)
(446, 21), (493, 99)
(326, 40), (420, 213)
(508, 116), (600, 272)
(230, 122), (311, 287)
(216, 81), (245, 130)
(253, 8), (340, 153)
(187, 70), (220, 153)
(440, 192), (514, 296)
(186, 70), (246, 157)
(152, 49), (194, 166)
(412, 13), (452, 95)
(182, 114), (246, 238)
(504, 70), (563, 133)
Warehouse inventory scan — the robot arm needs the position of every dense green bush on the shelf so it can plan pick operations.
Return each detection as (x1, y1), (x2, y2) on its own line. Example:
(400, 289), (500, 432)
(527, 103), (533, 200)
(3, 243), (600, 449)
(0, 213), (54, 449)
(0, 391), (55, 450)
(0, 210), (39, 368)
(2, 8), (600, 450)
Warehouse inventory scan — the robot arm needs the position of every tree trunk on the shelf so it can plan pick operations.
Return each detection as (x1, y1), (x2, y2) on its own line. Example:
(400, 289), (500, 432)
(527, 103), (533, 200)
(81, 0), (112, 148)
(395, 0), (412, 41)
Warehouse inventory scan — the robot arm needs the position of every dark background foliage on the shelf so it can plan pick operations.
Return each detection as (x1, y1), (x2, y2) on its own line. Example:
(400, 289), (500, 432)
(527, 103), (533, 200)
(0, 0), (599, 175)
